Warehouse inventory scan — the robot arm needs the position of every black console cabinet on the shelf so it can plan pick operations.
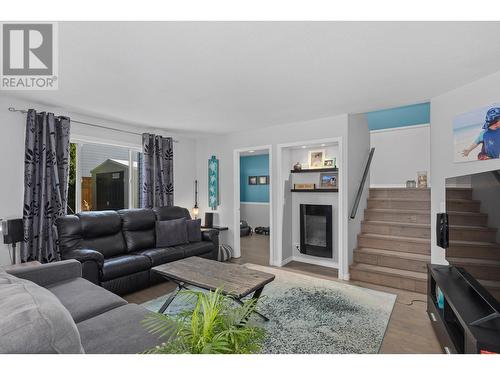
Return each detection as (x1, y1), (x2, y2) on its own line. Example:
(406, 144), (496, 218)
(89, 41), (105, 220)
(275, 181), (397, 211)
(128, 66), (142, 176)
(427, 265), (500, 354)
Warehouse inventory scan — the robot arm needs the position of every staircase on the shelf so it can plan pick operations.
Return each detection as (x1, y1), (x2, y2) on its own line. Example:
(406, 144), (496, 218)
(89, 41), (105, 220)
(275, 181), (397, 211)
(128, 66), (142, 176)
(350, 187), (500, 299)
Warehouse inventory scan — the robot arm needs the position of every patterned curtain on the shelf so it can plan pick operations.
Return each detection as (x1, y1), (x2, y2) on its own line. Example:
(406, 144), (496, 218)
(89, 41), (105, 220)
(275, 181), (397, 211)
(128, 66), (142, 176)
(22, 109), (71, 263)
(140, 133), (174, 208)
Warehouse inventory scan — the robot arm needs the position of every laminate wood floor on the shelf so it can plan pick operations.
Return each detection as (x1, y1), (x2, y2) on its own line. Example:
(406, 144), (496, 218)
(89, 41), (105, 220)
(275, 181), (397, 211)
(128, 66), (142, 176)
(124, 234), (441, 354)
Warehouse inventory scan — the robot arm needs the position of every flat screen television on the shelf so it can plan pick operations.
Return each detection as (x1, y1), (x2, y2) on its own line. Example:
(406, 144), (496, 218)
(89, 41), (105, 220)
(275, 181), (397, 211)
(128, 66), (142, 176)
(437, 169), (500, 322)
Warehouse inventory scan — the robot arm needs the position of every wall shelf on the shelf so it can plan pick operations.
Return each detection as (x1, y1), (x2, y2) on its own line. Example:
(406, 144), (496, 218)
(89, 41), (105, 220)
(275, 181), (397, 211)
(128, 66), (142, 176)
(291, 188), (338, 193)
(290, 168), (338, 174)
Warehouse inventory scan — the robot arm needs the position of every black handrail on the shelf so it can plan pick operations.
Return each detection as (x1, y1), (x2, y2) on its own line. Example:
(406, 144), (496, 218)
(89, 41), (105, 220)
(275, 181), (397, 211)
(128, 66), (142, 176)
(350, 147), (375, 219)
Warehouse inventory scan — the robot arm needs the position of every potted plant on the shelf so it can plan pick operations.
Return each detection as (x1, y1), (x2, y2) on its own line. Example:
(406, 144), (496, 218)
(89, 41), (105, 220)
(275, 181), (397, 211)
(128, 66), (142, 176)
(142, 289), (266, 354)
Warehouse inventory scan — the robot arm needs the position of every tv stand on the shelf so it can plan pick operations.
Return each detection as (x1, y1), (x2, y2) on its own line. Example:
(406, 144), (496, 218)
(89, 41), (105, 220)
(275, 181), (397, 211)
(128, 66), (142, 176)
(427, 265), (500, 354)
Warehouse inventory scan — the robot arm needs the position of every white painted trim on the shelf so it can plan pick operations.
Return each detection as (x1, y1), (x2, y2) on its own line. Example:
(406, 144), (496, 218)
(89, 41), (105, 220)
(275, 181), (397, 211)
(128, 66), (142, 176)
(71, 135), (142, 151)
(240, 201), (270, 205)
(279, 256), (294, 267)
(233, 144), (273, 265)
(276, 136), (346, 276)
(369, 123), (430, 134)
(291, 255), (338, 269)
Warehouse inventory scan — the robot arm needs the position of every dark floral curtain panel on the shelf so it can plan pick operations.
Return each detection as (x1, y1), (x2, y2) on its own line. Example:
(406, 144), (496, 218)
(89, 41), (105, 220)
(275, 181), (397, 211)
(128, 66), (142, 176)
(22, 109), (71, 263)
(140, 133), (174, 208)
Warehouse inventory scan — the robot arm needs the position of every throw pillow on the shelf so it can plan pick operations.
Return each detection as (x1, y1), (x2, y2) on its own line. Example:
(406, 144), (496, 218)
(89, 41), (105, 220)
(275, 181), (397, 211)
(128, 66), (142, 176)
(186, 219), (202, 242)
(0, 271), (85, 354)
(156, 218), (188, 247)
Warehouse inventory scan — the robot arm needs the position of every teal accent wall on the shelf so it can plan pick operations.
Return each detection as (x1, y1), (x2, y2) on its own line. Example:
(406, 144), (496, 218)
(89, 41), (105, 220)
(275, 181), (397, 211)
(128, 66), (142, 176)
(366, 102), (430, 131)
(240, 154), (269, 203)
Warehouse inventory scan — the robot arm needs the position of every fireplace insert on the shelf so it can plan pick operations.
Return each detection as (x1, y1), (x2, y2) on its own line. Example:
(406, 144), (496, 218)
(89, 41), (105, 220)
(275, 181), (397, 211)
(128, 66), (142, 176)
(299, 204), (332, 258)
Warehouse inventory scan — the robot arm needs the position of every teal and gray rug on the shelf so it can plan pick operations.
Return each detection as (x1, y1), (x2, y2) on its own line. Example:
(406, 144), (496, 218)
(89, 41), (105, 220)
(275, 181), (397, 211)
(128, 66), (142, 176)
(142, 264), (396, 354)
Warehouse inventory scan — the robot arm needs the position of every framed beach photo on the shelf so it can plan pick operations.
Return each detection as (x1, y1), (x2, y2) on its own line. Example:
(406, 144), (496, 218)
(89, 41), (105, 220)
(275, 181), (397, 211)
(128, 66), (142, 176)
(308, 149), (325, 169)
(319, 172), (337, 188)
(324, 159), (334, 167)
(248, 176), (258, 185)
(453, 104), (500, 163)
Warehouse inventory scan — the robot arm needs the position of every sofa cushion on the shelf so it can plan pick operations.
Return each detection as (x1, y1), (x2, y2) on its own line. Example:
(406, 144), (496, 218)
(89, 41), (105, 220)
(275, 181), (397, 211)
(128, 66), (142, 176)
(46, 277), (127, 323)
(0, 271), (84, 354)
(134, 247), (185, 266)
(155, 218), (188, 248)
(102, 254), (152, 282)
(55, 215), (82, 254)
(176, 241), (214, 257)
(118, 209), (156, 252)
(78, 211), (126, 258)
(153, 206), (191, 221)
(186, 219), (202, 242)
(77, 303), (162, 354)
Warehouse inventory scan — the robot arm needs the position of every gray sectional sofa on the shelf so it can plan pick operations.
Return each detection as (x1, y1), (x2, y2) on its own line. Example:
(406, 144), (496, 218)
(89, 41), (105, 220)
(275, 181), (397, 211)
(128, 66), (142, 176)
(0, 260), (161, 354)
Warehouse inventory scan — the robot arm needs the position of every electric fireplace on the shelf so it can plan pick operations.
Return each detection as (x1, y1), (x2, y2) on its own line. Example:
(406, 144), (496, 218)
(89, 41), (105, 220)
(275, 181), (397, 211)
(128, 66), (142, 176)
(299, 204), (332, 258)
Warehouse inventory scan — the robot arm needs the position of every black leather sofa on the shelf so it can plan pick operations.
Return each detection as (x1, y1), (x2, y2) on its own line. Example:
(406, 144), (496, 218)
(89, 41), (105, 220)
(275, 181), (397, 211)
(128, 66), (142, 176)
(55, 206), (218, 295)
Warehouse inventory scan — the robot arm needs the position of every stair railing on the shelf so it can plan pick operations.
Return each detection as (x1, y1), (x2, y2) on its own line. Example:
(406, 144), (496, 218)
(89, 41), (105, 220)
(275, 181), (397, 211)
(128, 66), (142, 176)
(350, 147), (375, 219)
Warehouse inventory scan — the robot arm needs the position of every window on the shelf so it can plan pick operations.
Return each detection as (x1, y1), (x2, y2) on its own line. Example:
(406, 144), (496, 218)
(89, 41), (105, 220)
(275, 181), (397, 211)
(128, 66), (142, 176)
(67, 142), (142, 213)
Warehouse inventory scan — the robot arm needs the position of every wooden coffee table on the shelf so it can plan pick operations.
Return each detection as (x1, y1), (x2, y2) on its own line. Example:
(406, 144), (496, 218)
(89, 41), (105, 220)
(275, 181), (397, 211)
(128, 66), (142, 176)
(152, 256), (275, 321)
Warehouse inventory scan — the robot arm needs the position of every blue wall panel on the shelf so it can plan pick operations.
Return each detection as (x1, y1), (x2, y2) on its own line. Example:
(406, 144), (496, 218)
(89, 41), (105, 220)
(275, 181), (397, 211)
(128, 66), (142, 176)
(240, 154), (269, 203)
(366, 102), (430, 131)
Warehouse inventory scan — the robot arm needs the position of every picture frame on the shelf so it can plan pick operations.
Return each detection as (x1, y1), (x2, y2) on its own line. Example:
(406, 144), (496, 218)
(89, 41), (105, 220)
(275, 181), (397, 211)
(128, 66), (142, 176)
(294, 183), (315, 190)
(323, 159), (334, 167)
(258, 176), (269, 185)
(319, 172), (338, 188)
(308, 149), (325, 169)
(248, 176), (258, 185)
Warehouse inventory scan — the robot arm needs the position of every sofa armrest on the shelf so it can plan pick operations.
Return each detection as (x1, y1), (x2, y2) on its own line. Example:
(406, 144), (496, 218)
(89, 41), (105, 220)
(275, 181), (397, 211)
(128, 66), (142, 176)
(202, 229), (219, 260)
(7, 259), (82, 287)
(61, 249), (104, 285)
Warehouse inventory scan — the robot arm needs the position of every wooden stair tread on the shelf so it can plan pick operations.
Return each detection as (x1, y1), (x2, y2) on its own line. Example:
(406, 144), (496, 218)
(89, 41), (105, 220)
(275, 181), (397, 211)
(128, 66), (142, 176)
(359, 233), (430, 244)
(447, 211), (487, 217)
(449, 240), (500, 248)
(368, 198), (430, 202)
(448, 257), (500, 267)
(350, 263), (427, 280)
(477, 279), (500, 289)
(365, 208), (430, 215)
(355, 247), (430, 261)
(363, 221), (494, 231)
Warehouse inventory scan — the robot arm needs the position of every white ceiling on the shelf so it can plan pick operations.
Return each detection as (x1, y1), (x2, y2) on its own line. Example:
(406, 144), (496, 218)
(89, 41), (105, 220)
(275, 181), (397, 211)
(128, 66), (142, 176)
(5, 21), (500, 135)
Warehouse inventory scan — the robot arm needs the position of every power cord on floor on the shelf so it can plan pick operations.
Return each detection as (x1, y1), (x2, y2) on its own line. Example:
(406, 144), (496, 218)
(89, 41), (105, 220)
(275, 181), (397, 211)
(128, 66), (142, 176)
(397, 299), (427, 306)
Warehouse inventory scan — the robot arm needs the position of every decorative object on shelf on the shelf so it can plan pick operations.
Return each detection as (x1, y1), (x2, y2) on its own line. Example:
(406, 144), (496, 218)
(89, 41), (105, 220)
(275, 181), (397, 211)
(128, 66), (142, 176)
(208, 155), (219, 210)
(417, 171), (428, 188)
(406, 179), (416, 188)
(308, 149), (325, 169)
(319, 172), (338, 188)
(192, 180), (199, 219)
(293, 162), (302, 171)
(323, 159), (334, 167)
(258, 176), (269, 185)
(294, 183), (315, 190)
(248, 176), (258, 185)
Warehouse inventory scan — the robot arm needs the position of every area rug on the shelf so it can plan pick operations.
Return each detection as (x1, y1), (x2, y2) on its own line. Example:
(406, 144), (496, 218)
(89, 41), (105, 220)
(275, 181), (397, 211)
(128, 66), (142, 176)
(141, 264), (396, 354)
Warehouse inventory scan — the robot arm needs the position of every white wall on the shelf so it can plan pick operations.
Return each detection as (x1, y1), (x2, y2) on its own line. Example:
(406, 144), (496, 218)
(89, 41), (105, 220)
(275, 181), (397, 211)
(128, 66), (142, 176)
(240, 203), (270, 228)
(430, 69), (500, 264)
(370, 124), (430, 187)
(195, 114), (350, 272)
(347, 113), (370, 266)
(0, 95), (196, 265)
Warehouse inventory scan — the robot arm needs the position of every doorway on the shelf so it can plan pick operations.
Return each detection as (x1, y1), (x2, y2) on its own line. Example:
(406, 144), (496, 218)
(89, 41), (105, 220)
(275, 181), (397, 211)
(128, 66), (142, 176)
(233, 145), (273, 266)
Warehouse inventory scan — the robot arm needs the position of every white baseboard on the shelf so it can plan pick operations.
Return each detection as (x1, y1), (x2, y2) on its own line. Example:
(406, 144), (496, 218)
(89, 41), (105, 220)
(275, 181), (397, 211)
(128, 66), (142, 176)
(289, 255), (338, 269)
(279, 256), (294, 267)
